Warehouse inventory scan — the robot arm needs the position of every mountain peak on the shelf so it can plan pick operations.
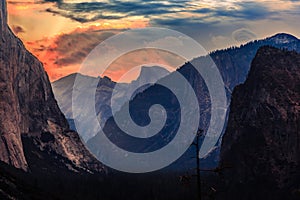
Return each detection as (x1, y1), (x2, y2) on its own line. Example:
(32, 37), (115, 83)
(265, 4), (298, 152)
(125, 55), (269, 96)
(102, 75), (112, 81)
(140, 65), (169, 73)
(267, 33), (299, 44)
(137, 66), (170, 82)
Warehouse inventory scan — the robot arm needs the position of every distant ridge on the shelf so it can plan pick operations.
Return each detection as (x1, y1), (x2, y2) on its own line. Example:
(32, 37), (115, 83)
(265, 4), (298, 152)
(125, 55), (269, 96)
(88, 32), (300, 172)
(52, 65), (170, 141)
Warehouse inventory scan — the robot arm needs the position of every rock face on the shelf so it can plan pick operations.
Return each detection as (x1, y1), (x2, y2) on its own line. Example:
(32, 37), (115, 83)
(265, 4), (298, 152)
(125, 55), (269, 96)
(52, 66), (170, 142)
(220, 46), (300, 199)
(0, 0), (104, 173)
(88, 34), (300, 172)
(0, 0), (6, 34)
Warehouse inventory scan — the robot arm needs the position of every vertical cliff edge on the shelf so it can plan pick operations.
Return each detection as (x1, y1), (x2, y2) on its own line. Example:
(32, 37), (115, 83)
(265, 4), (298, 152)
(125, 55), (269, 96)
(220, 46), (300, 199)
(0, 0), (105, 173)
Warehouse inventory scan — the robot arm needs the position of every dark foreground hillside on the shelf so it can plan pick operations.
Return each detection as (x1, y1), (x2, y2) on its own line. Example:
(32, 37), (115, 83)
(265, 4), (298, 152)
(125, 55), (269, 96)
(220, 46), (300, 200)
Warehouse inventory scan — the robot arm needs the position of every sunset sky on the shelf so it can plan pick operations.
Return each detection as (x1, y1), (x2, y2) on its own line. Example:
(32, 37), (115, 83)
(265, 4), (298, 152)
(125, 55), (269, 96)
(7, 0), (300, 81)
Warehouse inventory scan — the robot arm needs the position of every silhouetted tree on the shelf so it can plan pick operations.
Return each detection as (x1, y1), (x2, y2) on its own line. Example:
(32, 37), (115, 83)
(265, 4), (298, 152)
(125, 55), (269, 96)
(179, 128), (232, 200)
(192, 129), (204, 200)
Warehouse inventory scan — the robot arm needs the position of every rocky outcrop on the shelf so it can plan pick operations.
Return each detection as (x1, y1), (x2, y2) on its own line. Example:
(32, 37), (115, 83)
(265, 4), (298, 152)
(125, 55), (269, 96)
(52, 66), (170, 142)
(220, 46), (300, 199)
(0, 0), (105, 173)
(0, 0), (28, 170)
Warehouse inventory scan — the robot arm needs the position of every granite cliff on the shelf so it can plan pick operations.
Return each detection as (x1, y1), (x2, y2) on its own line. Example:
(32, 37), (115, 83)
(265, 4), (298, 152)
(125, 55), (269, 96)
(0, 0), (105, 173)
(220, 46), (300, 199)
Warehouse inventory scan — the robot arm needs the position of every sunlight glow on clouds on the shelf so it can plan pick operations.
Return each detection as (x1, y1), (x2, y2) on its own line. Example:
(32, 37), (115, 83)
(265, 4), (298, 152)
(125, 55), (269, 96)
(7, 0), (300, 81)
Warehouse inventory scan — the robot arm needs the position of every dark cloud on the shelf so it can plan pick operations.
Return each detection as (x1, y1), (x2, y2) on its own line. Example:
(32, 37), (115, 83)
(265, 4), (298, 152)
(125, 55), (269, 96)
(150, 17), (219, 27)
(45, 8), (124, 23)
(35, 0), (300, 52)
(218, 2), (274, 20)
(43, 0), (188, 22)
(29, 29), (120, 67)
(12, 25), (25, 35)
(149, 1), (274, 49)
(191, 2), (275, 21)
(53, 30), (117, 66)
(40, 0), (280, 30)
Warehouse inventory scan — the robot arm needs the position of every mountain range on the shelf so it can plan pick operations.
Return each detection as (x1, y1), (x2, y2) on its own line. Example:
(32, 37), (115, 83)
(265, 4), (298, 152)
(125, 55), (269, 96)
(52, 32), (300, 172)
(1, 0), (300, 198)
(85, 32), (300, 171)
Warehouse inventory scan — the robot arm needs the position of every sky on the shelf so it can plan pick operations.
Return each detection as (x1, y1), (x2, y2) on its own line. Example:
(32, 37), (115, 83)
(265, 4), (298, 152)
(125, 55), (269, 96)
(7, 0), (300, 82)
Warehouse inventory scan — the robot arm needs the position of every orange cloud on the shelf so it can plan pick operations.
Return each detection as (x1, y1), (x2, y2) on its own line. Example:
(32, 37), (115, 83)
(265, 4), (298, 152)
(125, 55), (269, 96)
(7, 1), (150, 81)
(23, 27), (121, 81)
